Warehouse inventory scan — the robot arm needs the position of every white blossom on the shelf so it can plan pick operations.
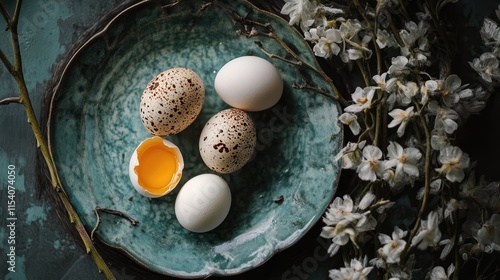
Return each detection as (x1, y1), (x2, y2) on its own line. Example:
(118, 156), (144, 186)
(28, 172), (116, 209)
(376, 29), (397, 49)
(431, 129), (450, 151)
(416, 179), (442, 200)
(388, 56), (410, 76)
(439, 238), (455, 260)
(400, 20), (429, 47)
(443, 198), (466, 222)
(386, 141), (422, 178)
(373, 72), (397, 92)
(427, 101), (460, 134)
(436, 146), (470, 183)
(322, 194), (377, 256)
(345, 87), (376, 113)
(339, 112), (361, 135)
(469, 52), (500, 84)
(357, 145), (383, 181)
(440, 74), (473, 107)
(388, 81), (418, 106)
(454, 86), (490, 118)
(479, 17), (500, 54)
(388, 106), (415, 137)
(358, 192), (376, 211)
(323, 195), (360, 225)
(420, 79), (439, 104)
(411, 211), (442, 250)
(335, 141), (366, 169)
(329, 257), (373, 280)
(281, 0), (317, 29)
(313, 28), (343, 58)
(304, 26), (323, 42)
(322, 219), (356, 256)
(429, 264), (455, 280)
(378, 227), (407, 264)
(476, 213), (500, 252)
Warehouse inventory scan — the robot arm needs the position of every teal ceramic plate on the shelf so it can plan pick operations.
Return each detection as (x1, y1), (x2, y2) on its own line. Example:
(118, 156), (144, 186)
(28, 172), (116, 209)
(48, 0), (342, 277)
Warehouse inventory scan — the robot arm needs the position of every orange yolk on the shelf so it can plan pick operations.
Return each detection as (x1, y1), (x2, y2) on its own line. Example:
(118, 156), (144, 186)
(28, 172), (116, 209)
(134, 137), (180, 195)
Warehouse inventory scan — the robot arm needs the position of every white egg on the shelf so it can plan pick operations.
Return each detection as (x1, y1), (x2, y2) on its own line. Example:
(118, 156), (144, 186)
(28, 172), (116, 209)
(199, 108), (256, 174)
(140, 68), (205, 136)
(129, 136), (184, 198)
(175, 174), (231, 233)
(214, 56), (283, 111)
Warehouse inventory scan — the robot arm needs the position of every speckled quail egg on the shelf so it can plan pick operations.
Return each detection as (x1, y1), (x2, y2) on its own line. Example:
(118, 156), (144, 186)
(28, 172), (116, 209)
(199, 108), (256, 174)
(140, 68), (205, 136)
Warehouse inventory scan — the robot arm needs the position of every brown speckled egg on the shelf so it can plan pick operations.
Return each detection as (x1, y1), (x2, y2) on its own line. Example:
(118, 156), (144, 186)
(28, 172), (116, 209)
(199, 108), (257, 174)
(140, 68), (205, 136)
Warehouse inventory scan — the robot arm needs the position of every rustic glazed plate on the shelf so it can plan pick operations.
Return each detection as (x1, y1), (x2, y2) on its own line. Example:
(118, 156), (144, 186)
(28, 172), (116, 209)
(48, 0), (342, 277)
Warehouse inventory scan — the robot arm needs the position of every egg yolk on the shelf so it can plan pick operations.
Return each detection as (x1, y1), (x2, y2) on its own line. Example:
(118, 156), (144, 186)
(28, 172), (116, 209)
(134, 137), (180, 195)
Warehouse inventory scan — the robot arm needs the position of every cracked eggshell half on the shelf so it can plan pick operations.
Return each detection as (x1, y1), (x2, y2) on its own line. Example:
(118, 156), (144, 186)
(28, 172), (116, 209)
(199, 108), (256, 174)
(129, 136), (184, 198)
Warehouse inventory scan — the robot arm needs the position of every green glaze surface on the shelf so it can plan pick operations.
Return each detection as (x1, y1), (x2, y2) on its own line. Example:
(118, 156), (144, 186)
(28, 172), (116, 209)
(49, 0), (341, 277)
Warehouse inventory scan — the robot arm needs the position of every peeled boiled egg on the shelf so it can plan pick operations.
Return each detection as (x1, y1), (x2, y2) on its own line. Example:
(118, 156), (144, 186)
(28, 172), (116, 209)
(214, 56), (283, 111)
(175, 174), (231, 233)
(129, 136), (184, 198)
(140, 68), (205, 136)
(199, 108), (256, 174)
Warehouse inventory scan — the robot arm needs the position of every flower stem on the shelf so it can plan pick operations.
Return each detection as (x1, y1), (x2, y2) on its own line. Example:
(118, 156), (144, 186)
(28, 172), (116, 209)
(401, 100), (432, 264)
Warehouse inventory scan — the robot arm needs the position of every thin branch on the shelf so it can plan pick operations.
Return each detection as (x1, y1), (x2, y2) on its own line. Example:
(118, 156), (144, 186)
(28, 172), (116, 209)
(0, 1), (11, 23)
(0, 47), (15, 74)
(0, 96), (21, 105)
(91, 207), (139, 241)
(292, 81), (337, 101)
(12, 0), (21, 24)
(401, 100), (432, 264)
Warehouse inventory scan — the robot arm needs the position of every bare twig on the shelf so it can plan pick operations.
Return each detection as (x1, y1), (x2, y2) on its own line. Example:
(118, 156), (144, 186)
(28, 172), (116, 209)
(0, 96), (21, 105)
(91, 207), (139, 241)
(0, 2), (11, 23)
(0, 47), (15, 74)
(292, 81), (336, 100)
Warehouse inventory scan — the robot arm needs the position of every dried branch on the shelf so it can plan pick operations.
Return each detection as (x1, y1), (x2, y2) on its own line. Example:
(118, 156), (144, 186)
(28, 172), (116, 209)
(0, 1), (11, 24)
(0, 96), (21, 105)
(91, 207), (139, 241)
(1, 0), (117, 278)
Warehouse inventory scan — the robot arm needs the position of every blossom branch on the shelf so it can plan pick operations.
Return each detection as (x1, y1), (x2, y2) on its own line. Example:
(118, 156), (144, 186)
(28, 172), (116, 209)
(353, 0), (382, 74)
(401, 100), (432, 264)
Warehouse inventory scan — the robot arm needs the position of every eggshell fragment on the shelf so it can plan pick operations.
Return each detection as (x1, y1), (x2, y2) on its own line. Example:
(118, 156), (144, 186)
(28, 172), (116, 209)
(140, 68), (205, 136)
(129, 136), (184, 198)
(175, 174), (231, 233)
(214, 56), (283, 111)
(199, 108), (256, 174)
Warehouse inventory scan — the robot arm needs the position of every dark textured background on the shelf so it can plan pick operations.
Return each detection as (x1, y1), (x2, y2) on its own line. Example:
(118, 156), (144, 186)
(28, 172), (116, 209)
(1, 0), (499, 279)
